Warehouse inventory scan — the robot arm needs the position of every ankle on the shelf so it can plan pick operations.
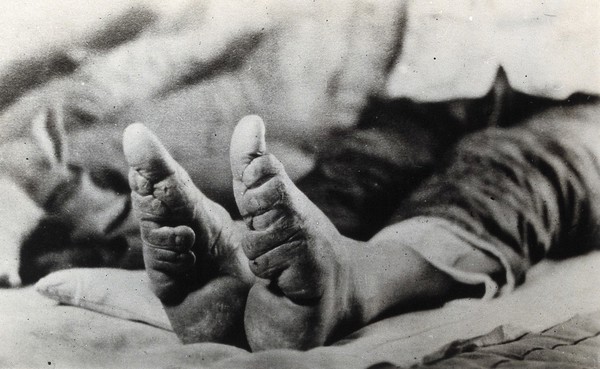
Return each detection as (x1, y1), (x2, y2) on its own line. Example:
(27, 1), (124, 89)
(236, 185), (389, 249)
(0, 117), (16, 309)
(324, 236), (367, 341)
(347, 240), (378, 333)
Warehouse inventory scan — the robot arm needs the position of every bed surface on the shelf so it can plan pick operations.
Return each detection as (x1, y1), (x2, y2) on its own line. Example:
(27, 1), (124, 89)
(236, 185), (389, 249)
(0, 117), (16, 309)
(1, 251), (598, 368)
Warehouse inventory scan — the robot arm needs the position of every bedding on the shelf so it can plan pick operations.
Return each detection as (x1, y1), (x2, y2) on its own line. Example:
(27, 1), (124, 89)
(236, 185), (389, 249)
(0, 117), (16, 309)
(2, 0), (598, 105)
(1, 251), (598, 368)
(414, 312), (600, 369)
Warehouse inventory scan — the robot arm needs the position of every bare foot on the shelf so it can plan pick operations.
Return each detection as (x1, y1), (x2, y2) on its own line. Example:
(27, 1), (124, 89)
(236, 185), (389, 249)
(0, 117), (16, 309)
(123, 123), (254, 343)
(230, 116), (359, 351)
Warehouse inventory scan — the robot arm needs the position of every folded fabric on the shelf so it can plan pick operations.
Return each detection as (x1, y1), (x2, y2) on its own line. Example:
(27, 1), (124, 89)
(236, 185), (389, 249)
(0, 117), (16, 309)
(387, 0), (600, 101)
(35, 268), (172, 330)
(417, 311), (600, 368)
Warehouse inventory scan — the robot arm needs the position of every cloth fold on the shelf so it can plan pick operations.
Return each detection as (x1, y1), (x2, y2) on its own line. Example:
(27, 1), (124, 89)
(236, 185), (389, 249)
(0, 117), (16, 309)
(386, 0), (600, 101)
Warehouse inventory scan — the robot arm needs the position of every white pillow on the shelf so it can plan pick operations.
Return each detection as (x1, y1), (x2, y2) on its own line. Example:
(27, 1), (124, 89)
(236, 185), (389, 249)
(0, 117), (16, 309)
(35, 268), (172, 330)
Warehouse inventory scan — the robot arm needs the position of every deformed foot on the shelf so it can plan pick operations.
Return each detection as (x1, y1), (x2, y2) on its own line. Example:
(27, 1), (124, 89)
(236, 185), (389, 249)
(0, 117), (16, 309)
(123, 123), (251, 304)
(231, 116), (359, 351)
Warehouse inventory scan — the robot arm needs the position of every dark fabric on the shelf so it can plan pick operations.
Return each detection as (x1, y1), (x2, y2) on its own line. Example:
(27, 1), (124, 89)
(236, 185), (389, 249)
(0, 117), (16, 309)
(298, 97), (479, 240)
(395, 98), (600, 287)
(299, 73), (522, 240)
(302, 89), (600, 290)
(419, 310), (600, 369)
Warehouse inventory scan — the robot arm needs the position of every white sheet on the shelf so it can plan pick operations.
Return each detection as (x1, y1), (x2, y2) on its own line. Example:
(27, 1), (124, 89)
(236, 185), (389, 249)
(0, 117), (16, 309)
(1, 251), (598, 368)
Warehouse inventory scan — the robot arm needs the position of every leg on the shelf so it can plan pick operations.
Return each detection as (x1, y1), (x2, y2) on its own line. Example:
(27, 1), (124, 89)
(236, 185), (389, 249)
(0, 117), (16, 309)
(123, 123), (254, 345)
(230, 116), (463, 350)
(387, 100), (600, 295)
(231, 101), (600, 350)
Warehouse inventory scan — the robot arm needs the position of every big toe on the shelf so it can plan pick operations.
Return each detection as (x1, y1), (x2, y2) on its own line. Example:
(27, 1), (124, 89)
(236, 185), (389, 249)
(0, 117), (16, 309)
(230, 115), (267, 181)
(123, 123), (177, 182)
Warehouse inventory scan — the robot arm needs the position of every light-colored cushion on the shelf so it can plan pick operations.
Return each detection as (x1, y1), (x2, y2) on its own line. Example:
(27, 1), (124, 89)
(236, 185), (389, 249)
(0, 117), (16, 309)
(35, 268), (171, 330)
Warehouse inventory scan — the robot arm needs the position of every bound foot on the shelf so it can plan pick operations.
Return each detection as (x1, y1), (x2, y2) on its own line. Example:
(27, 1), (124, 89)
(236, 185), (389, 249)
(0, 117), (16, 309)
(231, 116), (360, 351)
(123, 123), (254, 343)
